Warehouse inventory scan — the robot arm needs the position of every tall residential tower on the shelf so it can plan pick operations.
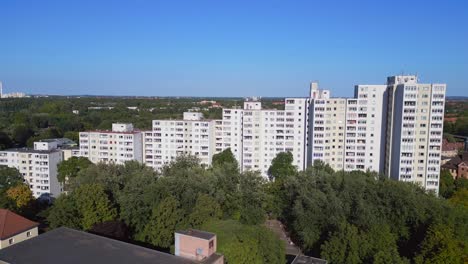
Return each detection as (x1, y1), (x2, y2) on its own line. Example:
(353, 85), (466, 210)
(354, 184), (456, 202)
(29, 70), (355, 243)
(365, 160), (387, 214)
(384, 76), (445, 193)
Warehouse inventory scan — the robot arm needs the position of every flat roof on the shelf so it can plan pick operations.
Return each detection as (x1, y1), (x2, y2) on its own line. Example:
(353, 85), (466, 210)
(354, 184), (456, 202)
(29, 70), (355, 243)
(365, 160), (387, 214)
(292, 255), (327, 264)
(0, 227), (194, 264)
(0, 148), (60, 154)
(175, 229), (215, 240)
(81, 130), (142, 134)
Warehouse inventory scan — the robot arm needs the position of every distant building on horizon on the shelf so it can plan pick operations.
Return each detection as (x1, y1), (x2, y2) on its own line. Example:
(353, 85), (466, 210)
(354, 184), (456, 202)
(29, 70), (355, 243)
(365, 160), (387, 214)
(0, 81), (29, 98)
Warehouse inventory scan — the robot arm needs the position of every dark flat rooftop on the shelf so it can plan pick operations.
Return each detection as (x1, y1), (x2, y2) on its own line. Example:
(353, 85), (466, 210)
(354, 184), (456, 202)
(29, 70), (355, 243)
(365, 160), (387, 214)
(292, 255), (327, 264)
(0, 227), (193, 264)
(176, 229), (215, 240)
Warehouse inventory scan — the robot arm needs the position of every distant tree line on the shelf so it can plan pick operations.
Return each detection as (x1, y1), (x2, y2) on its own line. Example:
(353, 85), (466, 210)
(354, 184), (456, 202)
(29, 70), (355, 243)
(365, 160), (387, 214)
(444, 101), (468, 137)
(0, 97), (284, 150)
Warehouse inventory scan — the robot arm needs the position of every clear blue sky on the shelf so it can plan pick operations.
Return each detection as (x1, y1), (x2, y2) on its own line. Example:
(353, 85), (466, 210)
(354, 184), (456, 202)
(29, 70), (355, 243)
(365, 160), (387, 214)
(1, 0), (467, 97)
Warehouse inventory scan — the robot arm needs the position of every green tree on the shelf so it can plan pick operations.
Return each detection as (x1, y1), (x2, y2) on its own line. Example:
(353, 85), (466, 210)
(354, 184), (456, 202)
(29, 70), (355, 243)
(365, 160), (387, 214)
(57, 157), (92, 183)
(321, 222), (363, 264)
(277, 166), (465, 263)
(212, 148), (238, 169)
(72, 184), (117, 230)
(0, 132), (12, 150)
(454, 177), (468, 191)
(414, 224), (467, 264)
(239, 172), (267, 225)
(210, 163), (241, 218)
(449, 188), (468, 209)
(439, 169), (455, 198)
(362, 225), (407, 264)
(63, 131), (79, 143)
(47, 195), (82, 229)
(48, 184), (117, 230)
(143, 196), (184, 248)
(12, 125), (34, 146)
(267, 152), (297, 181)
(189, 194), (222, 227)
(0, 166), (23, 190)
(201, 219), (285, 264)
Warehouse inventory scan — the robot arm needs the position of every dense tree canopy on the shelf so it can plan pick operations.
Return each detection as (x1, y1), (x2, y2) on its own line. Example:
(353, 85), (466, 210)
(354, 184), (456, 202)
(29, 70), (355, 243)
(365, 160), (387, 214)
(201, 219), (285, 264)
(0, 166), (36, 213)
(439, 169), (468, 209)
(267, 151), (297, 181)
(57, 156), (92, 184)
(143, 196), (184, 248)
(45, 155), (284, 263)
(0, 132), (12, 150)
(47, 184), (117, 230)
(276, 166), (468, 264)
(211, 148), (238, 169)
(0, 165), (23, 189)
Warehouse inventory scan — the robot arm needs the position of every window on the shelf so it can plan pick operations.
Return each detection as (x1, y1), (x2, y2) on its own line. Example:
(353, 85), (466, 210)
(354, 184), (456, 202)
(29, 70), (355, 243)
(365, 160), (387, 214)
(8, 238), (14, 245)
(27, 231), (31, 237)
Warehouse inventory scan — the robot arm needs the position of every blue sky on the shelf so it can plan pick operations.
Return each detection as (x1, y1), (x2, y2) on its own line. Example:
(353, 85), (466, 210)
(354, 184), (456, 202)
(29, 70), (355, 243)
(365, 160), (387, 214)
(1, 0), (467, 97)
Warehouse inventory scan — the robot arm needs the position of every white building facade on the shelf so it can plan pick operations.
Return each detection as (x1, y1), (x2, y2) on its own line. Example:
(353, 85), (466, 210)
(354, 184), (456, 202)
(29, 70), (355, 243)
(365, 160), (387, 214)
(143, 113), (219, 170)
(79, 123), (143, 164)
(343, 85), (388, 172)
(219, 97), (310, 176)
(140, 75), (446, 193)
(0, 141), (63, 199)
(385, 76), (446, 193)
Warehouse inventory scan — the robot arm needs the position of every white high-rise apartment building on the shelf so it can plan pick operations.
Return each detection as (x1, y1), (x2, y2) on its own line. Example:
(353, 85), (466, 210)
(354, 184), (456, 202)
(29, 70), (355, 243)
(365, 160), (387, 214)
(79, 123), (143, 164)
(220, 107), (244, 163)
(0, 141), (63, 199)
(307, 83), (347, 170)
(141, 75), (445, 193)
(306, 76), (445, 193)
(385, 76), (446, 193)
(221, 95), (310, 176)
(144, 113), (219, 170)
(308, 83), (388, 173)
(343, 85), (388, 172)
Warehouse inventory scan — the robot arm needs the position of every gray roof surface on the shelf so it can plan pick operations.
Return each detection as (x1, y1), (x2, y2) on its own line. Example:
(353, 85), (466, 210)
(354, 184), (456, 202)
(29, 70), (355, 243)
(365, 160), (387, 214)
(292, 255), (327, 264)
(0, 148), (60, 154)
(0, 227), (194, 264)
(176, 229), (215, 240)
